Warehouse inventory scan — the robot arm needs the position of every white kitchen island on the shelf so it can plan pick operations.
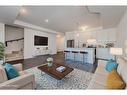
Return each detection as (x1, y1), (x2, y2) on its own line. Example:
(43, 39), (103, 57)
(64, 48), (95, 64)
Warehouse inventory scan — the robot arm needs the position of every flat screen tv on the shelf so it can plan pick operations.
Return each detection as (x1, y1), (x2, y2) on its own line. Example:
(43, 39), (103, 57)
(34, 35), (48, 46)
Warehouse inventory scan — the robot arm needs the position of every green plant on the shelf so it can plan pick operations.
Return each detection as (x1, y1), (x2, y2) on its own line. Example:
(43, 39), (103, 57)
(0, 42), (5, 60)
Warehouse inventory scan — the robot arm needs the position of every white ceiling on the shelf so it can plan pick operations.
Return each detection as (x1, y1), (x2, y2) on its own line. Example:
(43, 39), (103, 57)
(0, 6), (21, 24)
(88, 6), (127, 29)
(0, 6), (126, 33)
(17, 6), (101, 32)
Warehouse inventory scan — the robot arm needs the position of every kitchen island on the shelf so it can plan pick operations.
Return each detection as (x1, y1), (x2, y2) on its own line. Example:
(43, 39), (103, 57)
(64, 48), (95, 64)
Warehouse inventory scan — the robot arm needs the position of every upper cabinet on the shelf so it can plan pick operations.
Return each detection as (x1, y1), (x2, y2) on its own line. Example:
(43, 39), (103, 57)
(65, 32), (75, 40)
(97, 28), (116, 42)
(107, 28), (116, 41)
(96, 30), (108, 42)
(65, 28), (117, 47)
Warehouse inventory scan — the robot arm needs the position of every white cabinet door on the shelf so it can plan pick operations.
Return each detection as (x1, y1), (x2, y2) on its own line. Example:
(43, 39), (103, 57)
(101, 30), (108, 41)
(96, 28), (116, 43)
(107, 30), (116, 41)
(96, 31), (108, 44)
(65, 32), (75, 40)
(96, 48), (114, 60)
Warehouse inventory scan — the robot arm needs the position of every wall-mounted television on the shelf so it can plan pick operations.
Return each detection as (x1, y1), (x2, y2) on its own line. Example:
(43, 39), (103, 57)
(34, 35), (48, 46)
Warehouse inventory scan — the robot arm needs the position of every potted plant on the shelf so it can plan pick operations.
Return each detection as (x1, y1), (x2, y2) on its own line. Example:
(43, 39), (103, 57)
(0, 42), (5, 65)
(47, 57), (53, 67)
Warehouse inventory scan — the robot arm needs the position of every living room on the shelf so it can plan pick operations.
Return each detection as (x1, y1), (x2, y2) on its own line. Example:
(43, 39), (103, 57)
(0, 5), (127, 91)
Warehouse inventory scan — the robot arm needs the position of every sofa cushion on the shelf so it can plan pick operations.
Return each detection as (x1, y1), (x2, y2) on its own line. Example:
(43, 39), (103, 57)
(0, 65), (8, 83)
(105, 60), (118, 72)
(96, 60), (109, 76)
(117, 57), (127, 88)
(88, 60), (108, 89)
(107, 70), (126, 89)
(93, 73), (108, 86)
(88, 80), (106, 89)
(5, 63), (20, 80)
(95, 66), (109, 76)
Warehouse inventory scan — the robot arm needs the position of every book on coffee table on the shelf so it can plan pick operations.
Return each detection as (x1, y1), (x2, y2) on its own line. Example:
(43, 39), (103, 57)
(56, 66), (66, 72)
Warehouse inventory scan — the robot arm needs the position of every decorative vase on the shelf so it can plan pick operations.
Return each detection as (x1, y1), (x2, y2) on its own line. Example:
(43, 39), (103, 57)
(47, 62), (53, 67)
(47, 57), (53, 67)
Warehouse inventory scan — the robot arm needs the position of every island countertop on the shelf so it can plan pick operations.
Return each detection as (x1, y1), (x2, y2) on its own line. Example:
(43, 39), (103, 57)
(64, 48), (95, 64)
(65, 48), (95, 51)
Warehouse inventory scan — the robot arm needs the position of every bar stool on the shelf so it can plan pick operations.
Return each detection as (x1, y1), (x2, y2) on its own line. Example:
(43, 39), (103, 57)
(72, 51), (79, 62)
(80, 51), (88, 63)
(64, 51), (70, 60)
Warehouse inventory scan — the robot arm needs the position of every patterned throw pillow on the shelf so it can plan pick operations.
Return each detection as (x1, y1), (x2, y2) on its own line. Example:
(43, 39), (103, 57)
(5, 63), (19, 80)
(105, 59), (118, 72)
(107, 70), (126, 89)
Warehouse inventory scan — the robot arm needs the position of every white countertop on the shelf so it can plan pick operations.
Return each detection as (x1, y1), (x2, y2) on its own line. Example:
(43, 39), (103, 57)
(65, 48), (95, 51)
(64, 48), (95, 64)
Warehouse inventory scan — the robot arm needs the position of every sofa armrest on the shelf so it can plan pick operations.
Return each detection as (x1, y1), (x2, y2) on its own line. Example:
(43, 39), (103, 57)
(98, 60), (108, 68)
(13, 63), (23, 72)
(0, 73), (35, 89)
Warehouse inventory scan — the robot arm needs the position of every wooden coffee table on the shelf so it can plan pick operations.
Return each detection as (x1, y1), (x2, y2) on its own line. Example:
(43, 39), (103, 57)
(38, 63), (74, 80)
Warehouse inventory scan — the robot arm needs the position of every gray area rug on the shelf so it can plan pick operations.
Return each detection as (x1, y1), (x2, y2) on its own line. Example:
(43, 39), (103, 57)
(26, 67), (93, 89)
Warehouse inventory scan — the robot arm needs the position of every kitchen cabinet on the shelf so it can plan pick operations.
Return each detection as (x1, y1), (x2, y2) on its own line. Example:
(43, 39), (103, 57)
(96, 48), (114, 60)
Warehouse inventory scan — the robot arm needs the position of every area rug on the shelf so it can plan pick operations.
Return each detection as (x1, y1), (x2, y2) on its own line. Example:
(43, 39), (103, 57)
(26, 67), (93, 89)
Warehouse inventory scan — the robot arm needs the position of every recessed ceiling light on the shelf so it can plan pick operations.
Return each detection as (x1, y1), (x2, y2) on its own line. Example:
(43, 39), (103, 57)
(57, 35), (61, 37)
(76, 33), (79, 37)
(20, 8), (27, 15)
(45, 19), (49, 23)
(79, 26), (88, 31)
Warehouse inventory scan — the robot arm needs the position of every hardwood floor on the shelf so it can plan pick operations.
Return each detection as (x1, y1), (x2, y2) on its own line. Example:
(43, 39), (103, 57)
(7, 52), (97, 73)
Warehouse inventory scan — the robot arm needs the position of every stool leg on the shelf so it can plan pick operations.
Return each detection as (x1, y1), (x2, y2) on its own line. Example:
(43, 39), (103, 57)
(64, 53), (67, 60)
(66, 53), (68, 60)
(83, 54), (84, 63)
(74, 53), (75, 61)
(65, 53), (66, 60)
(74, 53), (76, 62)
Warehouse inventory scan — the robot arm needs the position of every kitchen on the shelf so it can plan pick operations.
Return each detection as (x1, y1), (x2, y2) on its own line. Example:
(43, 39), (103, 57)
(64, 28), (115, 64)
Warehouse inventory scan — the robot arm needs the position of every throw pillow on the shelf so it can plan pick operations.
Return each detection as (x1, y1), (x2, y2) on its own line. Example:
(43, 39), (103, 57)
(105, 59), (118, 72)
(107, 70), (126, 89)
(5, 63), (19, 80)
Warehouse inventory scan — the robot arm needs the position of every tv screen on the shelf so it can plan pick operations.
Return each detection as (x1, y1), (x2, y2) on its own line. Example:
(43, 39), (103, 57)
(34, 35), (48, 46)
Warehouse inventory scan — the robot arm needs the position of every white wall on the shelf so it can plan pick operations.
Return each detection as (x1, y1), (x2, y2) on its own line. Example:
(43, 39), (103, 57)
(0, 23), (5, 43)
(5, 25), (24, 54)
(56, 35), (65, 52)
(116, 10), (127, 58)
(24, 28), (57, 59)
(65, 28), (116, 48)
